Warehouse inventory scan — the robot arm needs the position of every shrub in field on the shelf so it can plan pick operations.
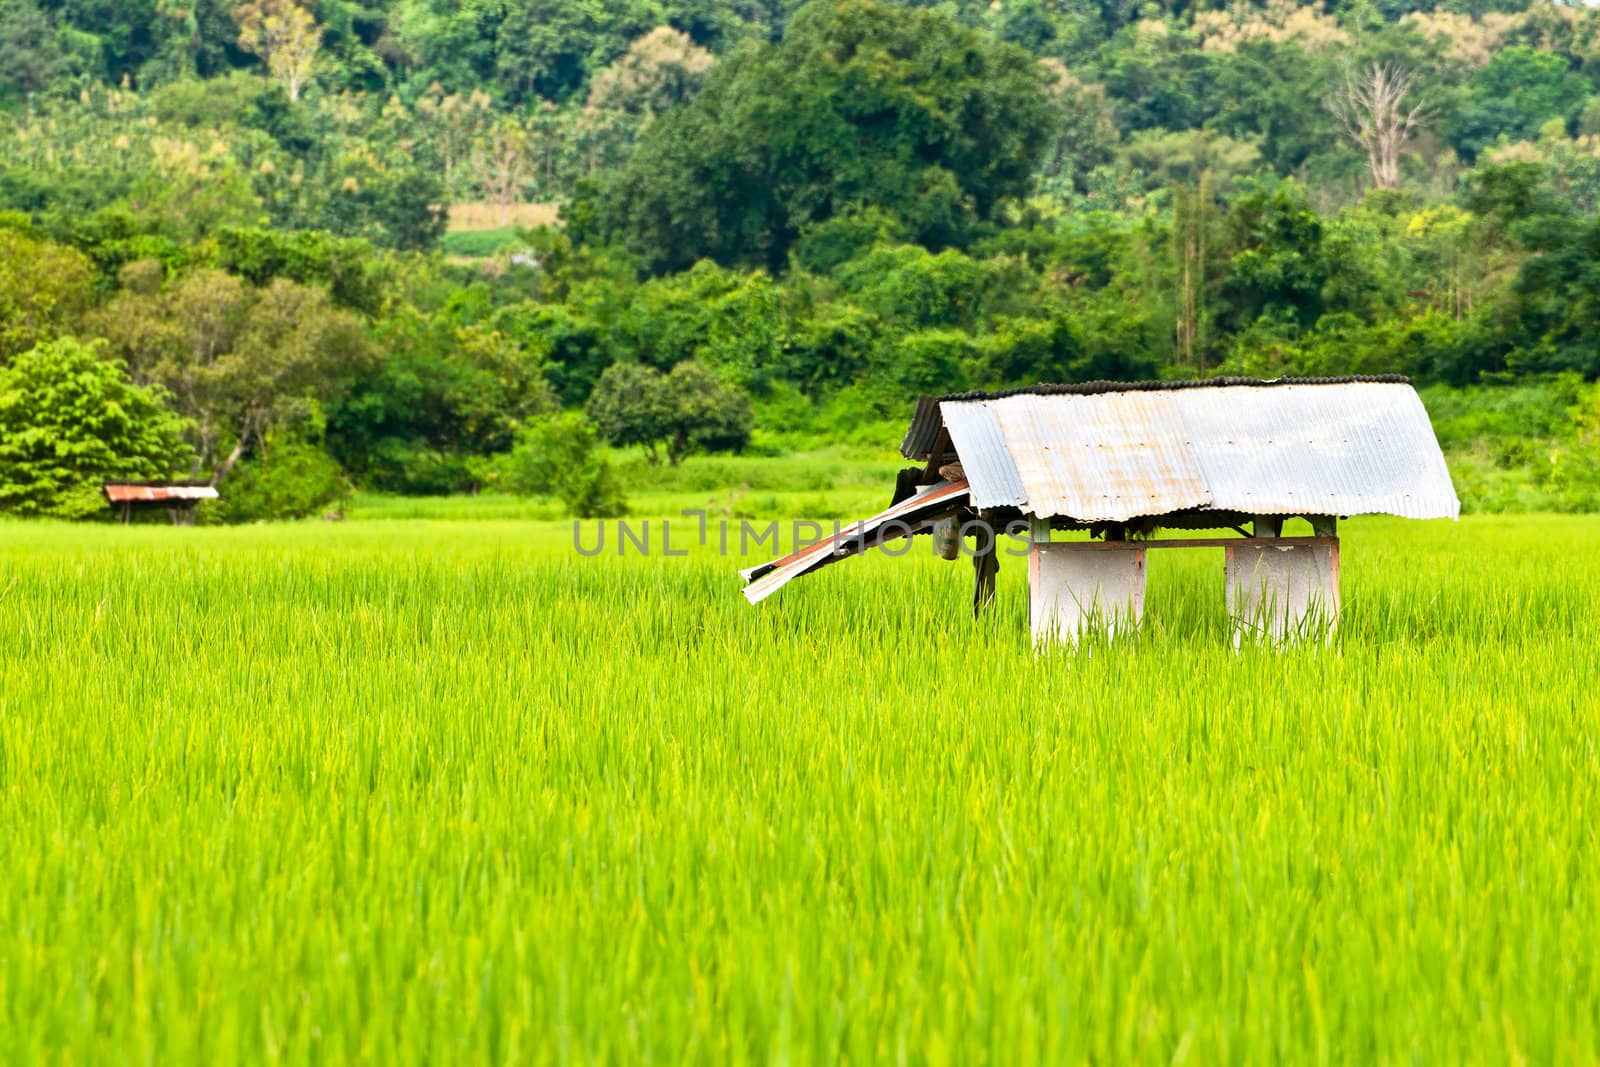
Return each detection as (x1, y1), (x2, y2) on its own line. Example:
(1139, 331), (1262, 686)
(503, 412), (627, 517)
(0, 337), (192, 518)
(206, 437), (349, 523)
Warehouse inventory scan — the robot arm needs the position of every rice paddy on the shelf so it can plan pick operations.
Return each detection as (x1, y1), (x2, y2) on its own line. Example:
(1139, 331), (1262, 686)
(1, 512), (1597, 1063)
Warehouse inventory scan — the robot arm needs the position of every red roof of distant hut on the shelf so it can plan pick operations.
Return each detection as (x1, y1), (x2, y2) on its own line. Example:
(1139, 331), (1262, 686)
(102, 483), (219, 504)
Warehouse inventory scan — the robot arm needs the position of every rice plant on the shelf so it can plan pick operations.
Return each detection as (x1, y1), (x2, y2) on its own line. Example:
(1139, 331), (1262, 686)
(0, 514), (1595, 1063)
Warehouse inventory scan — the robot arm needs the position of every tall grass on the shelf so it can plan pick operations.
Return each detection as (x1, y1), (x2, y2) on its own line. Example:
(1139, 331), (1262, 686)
(0, 515), (1596, 1062)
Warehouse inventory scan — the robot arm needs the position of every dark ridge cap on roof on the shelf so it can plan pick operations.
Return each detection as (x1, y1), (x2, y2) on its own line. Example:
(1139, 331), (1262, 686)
(101, 479), (217, 487)
(934, 375), (1411, 403)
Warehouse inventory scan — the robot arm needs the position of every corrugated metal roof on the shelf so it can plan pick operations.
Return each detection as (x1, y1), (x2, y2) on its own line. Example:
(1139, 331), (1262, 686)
(900, 375), (1411, 458)
(939, 403), (1026, 508)
(742, 479), (970, 603)
(935, 381), (1459, 522)
(103, 483), (220, 503)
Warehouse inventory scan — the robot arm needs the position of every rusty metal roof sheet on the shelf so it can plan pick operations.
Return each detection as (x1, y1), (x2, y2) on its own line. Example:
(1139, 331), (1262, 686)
(103, 483), (220, 503)
(742, 479), (970, 603)
(927, 380), (1458, 522)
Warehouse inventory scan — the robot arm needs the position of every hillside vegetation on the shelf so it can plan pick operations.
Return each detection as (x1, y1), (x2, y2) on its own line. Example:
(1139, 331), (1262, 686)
(2, 0), (1599, 516)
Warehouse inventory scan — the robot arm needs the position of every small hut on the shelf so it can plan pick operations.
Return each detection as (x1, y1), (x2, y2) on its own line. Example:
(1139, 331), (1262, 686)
(742, 376), (1459, 644)
(103, 482), (219, 525)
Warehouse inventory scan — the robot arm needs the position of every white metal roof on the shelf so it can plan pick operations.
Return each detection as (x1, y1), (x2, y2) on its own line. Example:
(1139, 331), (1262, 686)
(925, 380), (1459, 522)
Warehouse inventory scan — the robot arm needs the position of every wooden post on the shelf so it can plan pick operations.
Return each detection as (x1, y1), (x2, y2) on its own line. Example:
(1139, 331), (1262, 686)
(1252, 515), (1283, 538)
(972, 510), (999, 619)
(1309, 515), (1338, 538)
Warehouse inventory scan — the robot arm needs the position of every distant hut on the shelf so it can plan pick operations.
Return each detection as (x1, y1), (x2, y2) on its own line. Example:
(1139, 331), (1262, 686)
(103, 482), (219, 525)
(742, 377), (1459, 644)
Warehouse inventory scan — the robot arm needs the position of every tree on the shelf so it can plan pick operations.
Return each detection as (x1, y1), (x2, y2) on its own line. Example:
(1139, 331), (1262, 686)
(587, 27), (714, 115)
(1035, 63), (1119, 199)
(469, 116), (535, 223)
(659, 359), (751, 461)
(585, 360), (750, 465)
(0, 338), (193, 518)
(1505, 213), (1600, 377)
(325, 309), (556, 495)
(0, 0), (62, 96)
(493, 0), (657, 104)
(1326, 62), (1430, 190)
(0, 228), (95, 363)
(585, 361), (671, 461)
(1216, 178), (1332, 335)
(1123, 128), (1262, 188)
(580, 0), (1054, 273)
(1171, 174), (1215, 369)
(235, 0), (322, 103)
(207, 433), (349, 521)
(1448, 46), (1592, 161)
(88, 270), (370, 485)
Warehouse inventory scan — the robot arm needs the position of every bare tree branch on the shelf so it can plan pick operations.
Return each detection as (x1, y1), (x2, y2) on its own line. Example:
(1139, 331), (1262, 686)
(1326, 62), (1433, 190)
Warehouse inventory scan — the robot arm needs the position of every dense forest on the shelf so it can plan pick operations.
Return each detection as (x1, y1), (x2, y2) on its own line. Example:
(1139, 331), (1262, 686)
(2, 0), (1599, 519)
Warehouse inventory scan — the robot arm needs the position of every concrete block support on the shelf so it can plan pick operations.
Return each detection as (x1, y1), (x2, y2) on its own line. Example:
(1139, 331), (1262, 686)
(1029, 542), (1146, 645)
(1225, 540), (1340, 647)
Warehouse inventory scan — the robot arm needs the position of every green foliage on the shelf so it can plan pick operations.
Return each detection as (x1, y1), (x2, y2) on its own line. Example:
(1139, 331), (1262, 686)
(208, 436), (349, 523)
(582, 0), (1055, 272)
(0, 228), (95, 361)
(1507, 213), (1600, 376)
(441, 227), (525, 257)
(148, 71), (316, 155)
(0, 337), (192, 518)
(1450, 47), (1593, 160)
(1417, 376), (1600, 513)
(0, 0), (61, 96)
(502, 411), (628, 517)
(326, 309), (555, 494)
(87, 269), (373, 482)
(585, 360), (671, 457)
(212, 227), (389, 316)
(607, 261), (783, 390)
(586, 359), (751, 465)
(4, 0), (1600, 517)
(1217, 177), (1331, 335)
(493, 300), (613, 407)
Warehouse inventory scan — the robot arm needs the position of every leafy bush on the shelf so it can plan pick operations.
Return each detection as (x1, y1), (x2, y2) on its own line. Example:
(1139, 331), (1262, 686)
(503, 413), (627, 518)
(326, 311), (555, 494)
(207, 439), (348, 523)
(0, 337), (192, 518)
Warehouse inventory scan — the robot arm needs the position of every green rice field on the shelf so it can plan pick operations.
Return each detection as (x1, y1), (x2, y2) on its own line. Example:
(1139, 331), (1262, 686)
(1, 511), (1597, 1063)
